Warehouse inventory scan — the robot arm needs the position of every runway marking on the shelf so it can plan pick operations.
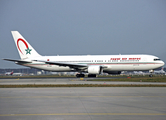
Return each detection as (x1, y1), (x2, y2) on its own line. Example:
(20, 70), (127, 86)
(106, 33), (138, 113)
(0, 96), (166, 99)
(0, 113), (166, 116)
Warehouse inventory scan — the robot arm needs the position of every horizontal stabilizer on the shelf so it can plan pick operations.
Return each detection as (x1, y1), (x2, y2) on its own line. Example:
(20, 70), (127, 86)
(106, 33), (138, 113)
(3, 59), (32, 63)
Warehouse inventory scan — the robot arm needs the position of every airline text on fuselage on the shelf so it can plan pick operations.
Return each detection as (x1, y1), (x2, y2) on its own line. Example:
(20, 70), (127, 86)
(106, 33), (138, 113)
(110, 58), (141, 61)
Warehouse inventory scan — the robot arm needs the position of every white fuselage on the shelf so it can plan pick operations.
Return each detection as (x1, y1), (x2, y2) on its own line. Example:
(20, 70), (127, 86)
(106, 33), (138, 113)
(6, 31), (165, 76)
(17, 54), (164, 73)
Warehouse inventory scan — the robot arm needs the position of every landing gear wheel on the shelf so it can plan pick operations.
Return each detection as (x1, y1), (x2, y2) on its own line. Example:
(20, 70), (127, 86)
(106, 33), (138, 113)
(76, 74), (85, 78)
(149, 74), (153, 77)
(88, 74), (96, 77)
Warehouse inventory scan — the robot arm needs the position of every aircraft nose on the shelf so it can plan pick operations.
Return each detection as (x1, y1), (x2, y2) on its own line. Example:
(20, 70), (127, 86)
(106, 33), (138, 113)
(161, 61), (165, 66)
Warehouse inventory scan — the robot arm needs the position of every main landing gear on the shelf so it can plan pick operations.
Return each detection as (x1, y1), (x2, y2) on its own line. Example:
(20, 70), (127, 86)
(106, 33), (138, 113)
(88, 74), (96, 77)
(76, 73), (97, 78)
(76, 74), (85, 78)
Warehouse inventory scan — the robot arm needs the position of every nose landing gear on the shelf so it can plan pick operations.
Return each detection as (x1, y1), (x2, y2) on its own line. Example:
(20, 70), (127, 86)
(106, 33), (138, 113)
(149, 70), (154, 77)
(149, 74), (153, 77)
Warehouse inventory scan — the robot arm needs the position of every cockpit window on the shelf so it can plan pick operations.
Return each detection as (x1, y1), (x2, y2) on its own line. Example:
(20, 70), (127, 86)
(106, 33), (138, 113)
(154, 59), (161, 61)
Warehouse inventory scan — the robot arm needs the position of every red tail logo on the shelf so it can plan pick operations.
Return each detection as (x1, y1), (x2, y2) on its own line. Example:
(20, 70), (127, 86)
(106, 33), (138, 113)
(17, 38), (32, 55)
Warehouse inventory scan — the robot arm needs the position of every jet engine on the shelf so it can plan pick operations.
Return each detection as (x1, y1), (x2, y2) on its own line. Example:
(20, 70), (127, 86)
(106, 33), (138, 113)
(88, 66), (102, 74)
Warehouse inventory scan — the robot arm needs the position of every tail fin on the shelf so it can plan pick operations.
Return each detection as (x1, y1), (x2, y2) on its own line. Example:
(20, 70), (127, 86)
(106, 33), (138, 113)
(11, 31), (41, 59)
(11, 71), (14, 75)
(161, 67), (164, 71)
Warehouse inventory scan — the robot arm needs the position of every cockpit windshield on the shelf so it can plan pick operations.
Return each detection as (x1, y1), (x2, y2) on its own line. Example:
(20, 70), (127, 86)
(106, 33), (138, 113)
(154, 58), (161, 61)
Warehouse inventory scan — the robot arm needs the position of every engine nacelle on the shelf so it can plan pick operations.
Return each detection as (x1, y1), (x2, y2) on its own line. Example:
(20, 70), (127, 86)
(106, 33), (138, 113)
(88, 66), (102, 74)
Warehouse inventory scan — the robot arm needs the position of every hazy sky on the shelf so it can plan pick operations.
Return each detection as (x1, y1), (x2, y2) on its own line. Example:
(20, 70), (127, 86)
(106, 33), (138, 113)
(1, 0), (166, 68)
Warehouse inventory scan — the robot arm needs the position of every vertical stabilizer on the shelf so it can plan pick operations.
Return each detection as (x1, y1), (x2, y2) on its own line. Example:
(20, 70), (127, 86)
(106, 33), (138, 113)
(11, 31), (41, 59)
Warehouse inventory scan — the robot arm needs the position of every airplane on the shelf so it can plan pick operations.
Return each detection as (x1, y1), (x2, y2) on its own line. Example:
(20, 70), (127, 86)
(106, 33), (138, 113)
(3, 31), (165, 77)
(5, 71), (14, 75)
(13, 72), (23, 76)
(154, 67), (166, 74)
(5, 71), (22, 76)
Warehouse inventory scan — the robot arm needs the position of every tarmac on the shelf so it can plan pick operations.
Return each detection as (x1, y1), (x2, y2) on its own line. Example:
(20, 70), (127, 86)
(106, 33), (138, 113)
(0, 87), (166, 120)
(0, 78), (166, 85)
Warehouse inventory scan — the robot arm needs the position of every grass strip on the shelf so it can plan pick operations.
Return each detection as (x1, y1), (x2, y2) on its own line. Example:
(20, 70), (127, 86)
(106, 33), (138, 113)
(0, 84), (166, 88)
(89, 76), (166, 82)
(0, 75), (75, 79)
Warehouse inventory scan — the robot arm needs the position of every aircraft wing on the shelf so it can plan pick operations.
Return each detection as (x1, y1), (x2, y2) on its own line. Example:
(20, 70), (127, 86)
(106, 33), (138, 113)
(3, 59), (32, 63)
(35, 60), (88, 69)
(35, 60), (108, 70)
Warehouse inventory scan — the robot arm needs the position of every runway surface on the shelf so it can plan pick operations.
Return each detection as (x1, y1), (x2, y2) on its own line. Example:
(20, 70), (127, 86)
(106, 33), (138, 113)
(0, 78), (166, 85)
(0, 87), (166, 120)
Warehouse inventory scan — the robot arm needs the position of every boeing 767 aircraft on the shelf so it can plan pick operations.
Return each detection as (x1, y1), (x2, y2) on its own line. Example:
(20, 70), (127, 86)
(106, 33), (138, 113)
(3, 31), (165, 77)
